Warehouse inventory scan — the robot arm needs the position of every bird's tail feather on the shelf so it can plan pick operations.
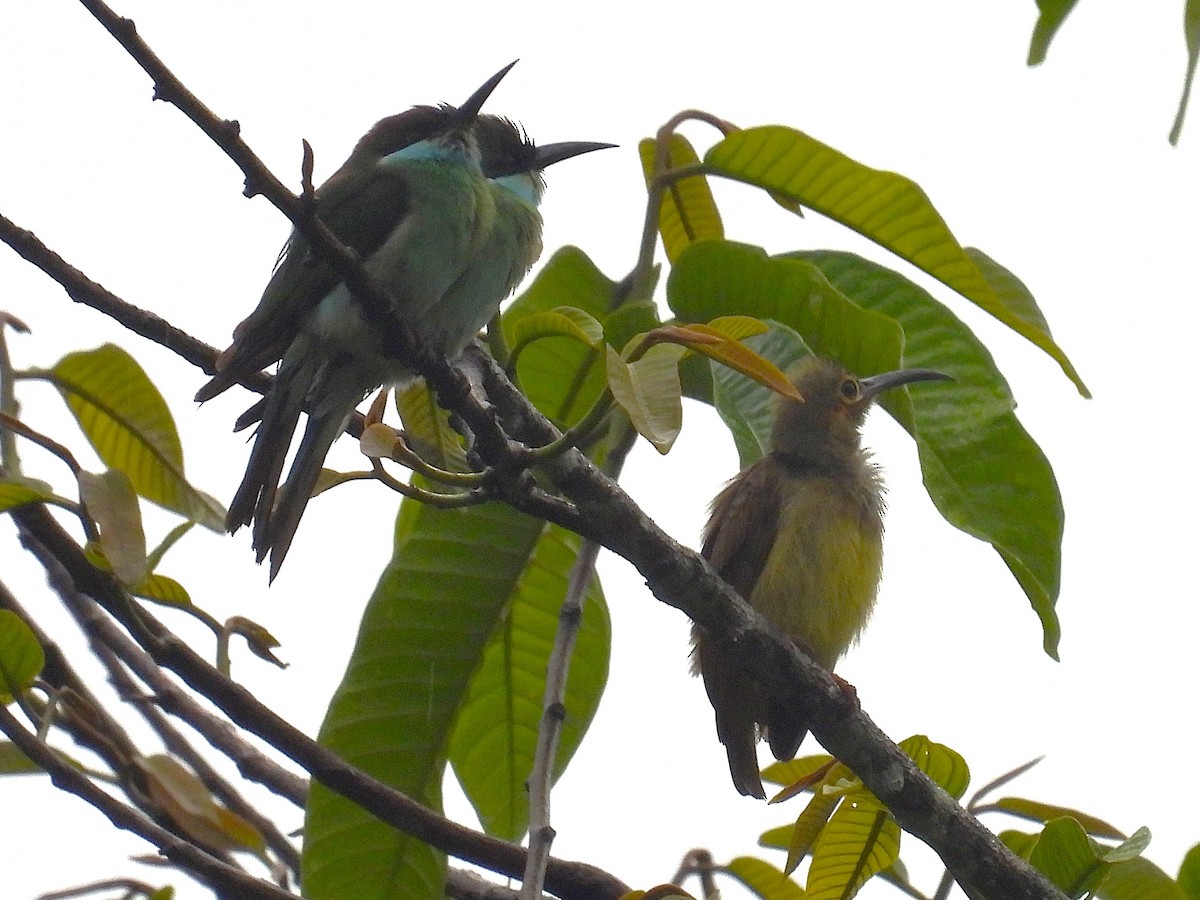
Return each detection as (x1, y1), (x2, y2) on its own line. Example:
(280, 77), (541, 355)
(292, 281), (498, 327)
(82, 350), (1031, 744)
(694, 627), (767, 799)
(225, 350), (315, 536)
(257, 399), (351, 581)
(767, 709), (808, 763)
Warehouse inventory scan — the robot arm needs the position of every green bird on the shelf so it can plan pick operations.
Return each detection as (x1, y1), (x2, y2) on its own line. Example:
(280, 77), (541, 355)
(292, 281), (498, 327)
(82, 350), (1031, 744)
(196, 63), (611, 579)
(692, 356), (949, 798)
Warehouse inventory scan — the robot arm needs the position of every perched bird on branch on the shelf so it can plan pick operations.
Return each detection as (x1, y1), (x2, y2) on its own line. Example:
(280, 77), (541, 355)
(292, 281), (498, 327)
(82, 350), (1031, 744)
(692, 355), (949, 798)
(196, 63), (612, 579)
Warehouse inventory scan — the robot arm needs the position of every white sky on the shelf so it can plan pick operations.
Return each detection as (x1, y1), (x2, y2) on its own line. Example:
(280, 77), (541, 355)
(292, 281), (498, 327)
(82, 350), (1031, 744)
(1, 2), (1198, 898)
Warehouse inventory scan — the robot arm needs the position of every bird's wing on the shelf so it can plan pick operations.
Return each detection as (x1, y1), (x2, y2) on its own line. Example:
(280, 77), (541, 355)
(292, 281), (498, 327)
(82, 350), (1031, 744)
(695, 459), (786, 798)
(701, 459), (783, 599)
(196, 166), (415, 402)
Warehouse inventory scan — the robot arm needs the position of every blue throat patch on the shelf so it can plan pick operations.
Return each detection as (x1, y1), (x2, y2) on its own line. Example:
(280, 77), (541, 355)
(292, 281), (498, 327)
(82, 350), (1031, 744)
(492, 172), (542, 206)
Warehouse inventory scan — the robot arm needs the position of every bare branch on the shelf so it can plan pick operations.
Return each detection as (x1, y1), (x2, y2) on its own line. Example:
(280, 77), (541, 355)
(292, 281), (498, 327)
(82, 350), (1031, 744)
(521, 538), (602, 900)
(12, 501), (630, 900)
(0, 212), (233, 383)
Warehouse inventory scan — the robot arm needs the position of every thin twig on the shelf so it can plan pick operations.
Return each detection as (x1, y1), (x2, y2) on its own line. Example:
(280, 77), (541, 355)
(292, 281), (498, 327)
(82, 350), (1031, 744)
(38, 877), (160, 900)
(93, 638), (302, 876)
(445, 868), (524, 900)
(13, 501), (630, 900)
(671, 849), (719, 898)
(521, 537), (603, 900)
(0, 706), (293, 900)
(0, 212), (231, 381)
(20, 530), (309, 808)
(0, 580), (142, 768)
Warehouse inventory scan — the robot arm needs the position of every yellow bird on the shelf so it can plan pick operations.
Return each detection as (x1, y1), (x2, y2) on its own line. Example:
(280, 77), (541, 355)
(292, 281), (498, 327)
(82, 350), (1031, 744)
(692, 356), (948, 798)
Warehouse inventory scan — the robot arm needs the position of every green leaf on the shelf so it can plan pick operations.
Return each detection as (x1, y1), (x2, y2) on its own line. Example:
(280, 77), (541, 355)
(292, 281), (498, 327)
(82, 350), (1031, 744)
(639, 134), (724, 262)
(605, 302), (663, 352)
(704, 315), (770, 342)
(145, 521), (195, 572)
(965, 248), (1088, 397)
(78, 469), (148, 584)
(304, 248), (626, 900)
(1028, 817), (1110, 898)
(510, 306), (605, 357)
(806, 795), (900, 900)
(1028, 0), (1081, 64)
(784, 789), (842, 875)
(724, 856), (806, 900)
(303, 503), (556, 900)
(1103, 828), (1152, 864)
(704, 131), (1087, 395)
(130, 573), (192, 608)
(795, 250), (1064, 658)
(502, 248), (618, 427)
(607, 343), (685, 454)
(762, 754), (837, 791)
(0, 610), (44, 703)
(1180, 844), (1200, 900)
(448, 525), (610, 840)
(0, 741), (42, 775)
(1001, 829), (1039, 859)
(395, 382), (470, 474)
(897, 736), (970, 801)
(994, 797), (1125, 839)
(0, 476), (54, 513)
(669, 241), (905, 384)
(1099, 856), (1188, 900)
(1171, 0), (1200, 144)
(45, 345), (224, 529)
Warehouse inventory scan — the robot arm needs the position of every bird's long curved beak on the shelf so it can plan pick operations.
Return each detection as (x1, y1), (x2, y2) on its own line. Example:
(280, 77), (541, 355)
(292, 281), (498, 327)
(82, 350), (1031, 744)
(454, 61), (519, 126)
(532, 140), (618, 169)
(859, 368), (952, 401)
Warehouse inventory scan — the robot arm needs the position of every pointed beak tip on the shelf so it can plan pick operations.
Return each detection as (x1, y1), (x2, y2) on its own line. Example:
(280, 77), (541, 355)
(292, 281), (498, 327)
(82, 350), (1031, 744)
(861, 368), (952, 400)
(534, 140), (619, 169)
(456, 61), (520, 124)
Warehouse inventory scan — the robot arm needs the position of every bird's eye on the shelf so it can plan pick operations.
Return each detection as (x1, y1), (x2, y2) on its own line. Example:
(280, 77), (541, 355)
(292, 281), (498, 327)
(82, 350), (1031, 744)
(839, 378), (861, 402)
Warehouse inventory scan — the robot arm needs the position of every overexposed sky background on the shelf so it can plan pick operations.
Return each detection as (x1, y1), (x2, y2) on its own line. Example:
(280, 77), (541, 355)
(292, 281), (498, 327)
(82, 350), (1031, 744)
(1, 2), (1198, 898)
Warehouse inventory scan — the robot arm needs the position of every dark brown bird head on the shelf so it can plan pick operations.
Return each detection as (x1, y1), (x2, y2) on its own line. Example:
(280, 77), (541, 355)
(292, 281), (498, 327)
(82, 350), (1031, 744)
(770, 356), (949, 467)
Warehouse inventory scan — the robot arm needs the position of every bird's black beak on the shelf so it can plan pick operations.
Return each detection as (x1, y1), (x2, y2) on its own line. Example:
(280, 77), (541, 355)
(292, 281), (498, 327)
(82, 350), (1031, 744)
(453, 60), (519, 127)
(859, 368), (952, 402)
(531, 140), (618, 169)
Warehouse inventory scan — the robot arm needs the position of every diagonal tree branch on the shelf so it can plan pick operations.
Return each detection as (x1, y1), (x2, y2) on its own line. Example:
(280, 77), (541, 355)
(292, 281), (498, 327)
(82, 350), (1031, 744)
(468, 347), (1067, 900)
(0, 705), (293, 900)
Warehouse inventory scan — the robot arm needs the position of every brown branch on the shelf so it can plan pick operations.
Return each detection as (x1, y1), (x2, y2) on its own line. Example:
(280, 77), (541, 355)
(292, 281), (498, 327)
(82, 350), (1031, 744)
(0, 212), (232, 382)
